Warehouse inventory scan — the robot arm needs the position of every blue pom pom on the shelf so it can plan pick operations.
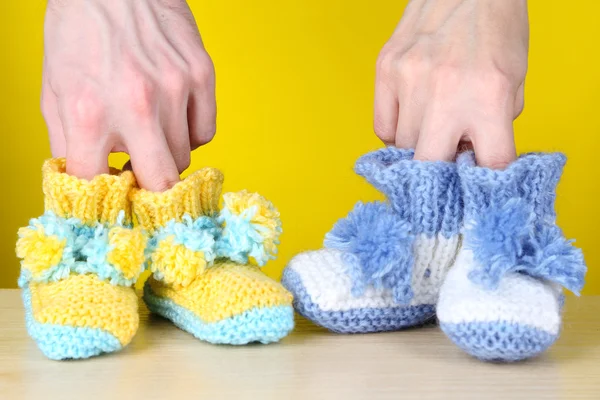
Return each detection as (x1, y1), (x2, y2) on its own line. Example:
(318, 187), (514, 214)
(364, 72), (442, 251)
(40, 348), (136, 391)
(467, 199), (586, 294)
(522, 223), (586, 295)
(324, 201), (414, 304)
(466, 199), (533, 289)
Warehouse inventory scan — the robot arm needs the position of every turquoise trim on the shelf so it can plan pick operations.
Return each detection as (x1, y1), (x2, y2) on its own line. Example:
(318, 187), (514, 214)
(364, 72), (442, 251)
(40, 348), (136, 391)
(143, 282), (294, 345)
(22, 287), (122, 360)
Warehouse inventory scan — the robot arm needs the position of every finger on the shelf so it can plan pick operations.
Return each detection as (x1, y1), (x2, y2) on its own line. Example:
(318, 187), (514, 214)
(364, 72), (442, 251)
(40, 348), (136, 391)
(395, 91), (422, 150)
(470, 117), (517, 169)
(514, 81), (525, 118)
(188, 88), (216, 150)
(162, 100), (192, 174)
(373, 80), (399, 145)
(188, 56), (217, 149)
(124, 126), (180, 192)
(41, 74), (66, 157)
(414, 105), (462, 162)
(64, 130), (111, 179)
(159, 63), (193, 173)
(58, 96), (110, 179)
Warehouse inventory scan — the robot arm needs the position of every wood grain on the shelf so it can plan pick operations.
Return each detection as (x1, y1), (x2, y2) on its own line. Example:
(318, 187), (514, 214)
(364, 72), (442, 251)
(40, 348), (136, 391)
(1, 290), (599, 400)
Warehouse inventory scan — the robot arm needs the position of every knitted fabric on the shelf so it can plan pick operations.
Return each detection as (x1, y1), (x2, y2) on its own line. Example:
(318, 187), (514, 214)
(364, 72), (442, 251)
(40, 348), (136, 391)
(437, 152), (586, 362)
(131, 170), (293, 345)
(282, 147), (463, 333)
(132, 167), (223, 233)
(16, 159), (145, 360)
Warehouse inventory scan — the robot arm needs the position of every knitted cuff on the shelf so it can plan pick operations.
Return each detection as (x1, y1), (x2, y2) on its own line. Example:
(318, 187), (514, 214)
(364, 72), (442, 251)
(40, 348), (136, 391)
(42, 158), (135, 225)
(354, 147), (462, 238)
(17, 160), (145, 287)
(457, 151), (566, 221)
(131, 168), (281, 287)
(130, 167), (224, 233)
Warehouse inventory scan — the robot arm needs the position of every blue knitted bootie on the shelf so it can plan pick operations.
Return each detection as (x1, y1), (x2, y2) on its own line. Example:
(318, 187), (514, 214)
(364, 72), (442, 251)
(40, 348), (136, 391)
(282, 147), (463, 333)
(437, 152), (586, 362)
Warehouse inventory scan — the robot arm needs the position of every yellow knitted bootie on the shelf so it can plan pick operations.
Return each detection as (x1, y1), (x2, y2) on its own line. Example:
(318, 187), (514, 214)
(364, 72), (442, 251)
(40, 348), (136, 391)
(131, 168), (294, 345)
(16, 159), (146, 360)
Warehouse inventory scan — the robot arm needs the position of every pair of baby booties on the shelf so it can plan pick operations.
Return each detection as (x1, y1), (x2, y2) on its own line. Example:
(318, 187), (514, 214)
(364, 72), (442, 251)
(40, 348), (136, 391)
(16, 148), (586, 362)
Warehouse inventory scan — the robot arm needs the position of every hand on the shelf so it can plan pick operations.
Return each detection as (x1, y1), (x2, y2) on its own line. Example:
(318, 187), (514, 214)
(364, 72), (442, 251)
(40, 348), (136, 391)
(374, 0), (529, 168)
(42, 0), (216, 191)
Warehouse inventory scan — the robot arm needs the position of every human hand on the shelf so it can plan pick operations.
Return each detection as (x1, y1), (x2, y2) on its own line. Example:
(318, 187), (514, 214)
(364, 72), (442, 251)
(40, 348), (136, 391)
(42, 0), (216, 191)
(374, 0), (529, 168)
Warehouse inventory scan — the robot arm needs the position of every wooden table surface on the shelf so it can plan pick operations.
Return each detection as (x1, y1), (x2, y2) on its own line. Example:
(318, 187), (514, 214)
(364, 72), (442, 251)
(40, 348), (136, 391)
(1, 290), (599, 399)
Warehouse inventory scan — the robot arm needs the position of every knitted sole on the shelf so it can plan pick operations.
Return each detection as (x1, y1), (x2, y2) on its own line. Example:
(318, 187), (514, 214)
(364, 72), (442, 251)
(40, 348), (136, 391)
(22, 288), (122, 360)
(143, 282), (294, 345)
(282, 267), (435, 334)
(440, 320), (558, 362)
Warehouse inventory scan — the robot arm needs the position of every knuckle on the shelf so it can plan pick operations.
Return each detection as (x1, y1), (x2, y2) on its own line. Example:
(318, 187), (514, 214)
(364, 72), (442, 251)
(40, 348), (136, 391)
(162, 65), (188, 96)
(514, 98), (525, 118)
(40, 96), (52, 121)
(192, 124), (217, 148)
(397, 50), (429, 78)
(373, 119), (394, 143)
(473, 68), (516, 109)
(190, 55), (214, 87)
(124, 78), (156, 118)
(483, 71), (513, 96)
(62, 91), (104, 129)
(376, 48), (404, 80)
(376, 49), (393, 74)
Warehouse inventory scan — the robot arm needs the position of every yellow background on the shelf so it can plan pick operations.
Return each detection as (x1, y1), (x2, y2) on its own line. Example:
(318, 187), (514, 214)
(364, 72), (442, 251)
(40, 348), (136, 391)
(1, 1), (598, 293)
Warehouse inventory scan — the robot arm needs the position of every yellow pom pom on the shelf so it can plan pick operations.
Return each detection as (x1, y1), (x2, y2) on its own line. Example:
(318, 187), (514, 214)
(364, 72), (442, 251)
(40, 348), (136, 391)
(16, 226), (65, 279)
(151, 236), (209, 288)
(106, 226), (147, 281)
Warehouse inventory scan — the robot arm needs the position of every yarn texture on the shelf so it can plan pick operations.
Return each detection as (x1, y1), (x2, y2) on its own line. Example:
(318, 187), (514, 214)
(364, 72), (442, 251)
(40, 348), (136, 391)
(15, 159), (145, 360)
(283, 147), (463, 333)
(437, 152), (587, 362)
(131, 169), (294, 345)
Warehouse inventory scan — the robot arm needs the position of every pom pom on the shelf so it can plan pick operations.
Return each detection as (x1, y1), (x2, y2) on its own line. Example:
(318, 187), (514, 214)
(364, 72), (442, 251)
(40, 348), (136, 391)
(153, 215), (219, 262)
(466, 199), (533, 289)
(216, 190), (282, 266)
(16, 212), (87, 286)
(148, 215), (219, 286)
(467, 199), (586, 294)
(522, 223), (586, 295)
(324, 201), (414, 304)
(16, 211), (148, 287)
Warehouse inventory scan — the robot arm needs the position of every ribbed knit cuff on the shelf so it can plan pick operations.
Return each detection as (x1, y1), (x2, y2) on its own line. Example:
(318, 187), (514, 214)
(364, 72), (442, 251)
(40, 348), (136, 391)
(131, 167), (224, 233)
(457, 152), (566, 220)
(42, 158), (135, 225)
(354, 147), (462, 238)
